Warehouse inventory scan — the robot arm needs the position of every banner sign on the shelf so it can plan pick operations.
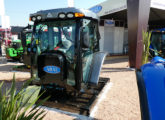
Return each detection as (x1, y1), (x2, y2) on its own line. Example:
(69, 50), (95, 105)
(104, 20), (115, 27)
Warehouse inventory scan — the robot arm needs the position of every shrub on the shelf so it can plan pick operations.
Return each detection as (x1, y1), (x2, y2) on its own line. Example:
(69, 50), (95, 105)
(142, 31), (151, 64)
(0, 74), (48, 120)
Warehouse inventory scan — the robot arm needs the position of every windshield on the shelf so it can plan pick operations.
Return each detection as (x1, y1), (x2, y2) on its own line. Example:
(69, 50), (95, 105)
(34, 20), (76, 52)
(11, 42), (21, 49)
(26, 32), (32, 41)
(151, 32), (165, 51)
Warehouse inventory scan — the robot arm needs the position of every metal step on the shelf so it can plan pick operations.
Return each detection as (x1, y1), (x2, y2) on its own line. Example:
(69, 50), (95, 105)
(38, 77), (110, 116)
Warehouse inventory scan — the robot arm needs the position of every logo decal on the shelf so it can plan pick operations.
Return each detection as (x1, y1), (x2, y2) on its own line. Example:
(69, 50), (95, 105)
(47, 13), (53, 18)
(43, 66), (60, 74)
(89, 5), (102, 13)
(104, 20), (115, 27)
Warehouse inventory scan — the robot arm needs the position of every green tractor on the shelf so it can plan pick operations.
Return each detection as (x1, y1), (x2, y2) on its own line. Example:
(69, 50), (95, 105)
(6, 26), (32, 63)
(6, 39), (24, 62)
(28, 7), (107, 93)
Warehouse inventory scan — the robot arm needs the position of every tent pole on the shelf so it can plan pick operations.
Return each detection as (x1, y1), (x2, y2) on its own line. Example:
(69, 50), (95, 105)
(127, 0), (151, 69)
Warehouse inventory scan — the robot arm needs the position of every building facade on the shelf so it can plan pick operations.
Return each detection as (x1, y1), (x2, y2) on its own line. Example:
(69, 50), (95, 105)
(90, 0), (165, 55)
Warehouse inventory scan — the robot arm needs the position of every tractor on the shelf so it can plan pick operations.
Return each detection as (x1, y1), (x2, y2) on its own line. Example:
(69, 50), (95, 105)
(6, 26), (32, 62)
(136, 56), (165, 120)
(6, 39), (23, 62)
(149, 28), (165, 57)
(21, 25), (33, 66)
(28, 7), (107, 93)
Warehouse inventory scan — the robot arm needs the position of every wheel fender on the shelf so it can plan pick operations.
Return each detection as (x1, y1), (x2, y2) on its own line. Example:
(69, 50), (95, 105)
(88, 52), (107, 85)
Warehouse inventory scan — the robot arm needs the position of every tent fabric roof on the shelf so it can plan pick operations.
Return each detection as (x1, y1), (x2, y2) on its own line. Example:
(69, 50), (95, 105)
(90, 0), (165, 17)
(89, 0), (126, 17)
(90, 0), (165, 29)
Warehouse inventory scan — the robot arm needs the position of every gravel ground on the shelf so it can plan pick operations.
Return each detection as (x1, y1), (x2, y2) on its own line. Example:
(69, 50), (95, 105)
(0, 62), (30, 81)
(0, 56), (141, 120)
(94, 56), (141, 120)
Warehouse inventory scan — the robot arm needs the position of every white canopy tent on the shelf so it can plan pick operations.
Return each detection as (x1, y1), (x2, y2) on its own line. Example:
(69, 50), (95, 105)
(90, 0), (165, 17)
(90, 0), (165, 55)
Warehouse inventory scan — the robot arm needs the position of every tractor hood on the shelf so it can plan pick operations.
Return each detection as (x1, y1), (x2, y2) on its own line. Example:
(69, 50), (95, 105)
(139, 56), (165, 120)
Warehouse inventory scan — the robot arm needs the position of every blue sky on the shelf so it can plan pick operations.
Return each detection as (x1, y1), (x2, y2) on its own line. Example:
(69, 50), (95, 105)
(2, 0), (106, 26)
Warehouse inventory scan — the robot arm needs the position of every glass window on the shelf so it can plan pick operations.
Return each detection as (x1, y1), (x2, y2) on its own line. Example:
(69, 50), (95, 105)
(34, 20), (76, 62)
(162, 33), (165, 45)
(26, 33), (32, 40)
(151, 32), (162, 51)
(82, 19), (99, 83)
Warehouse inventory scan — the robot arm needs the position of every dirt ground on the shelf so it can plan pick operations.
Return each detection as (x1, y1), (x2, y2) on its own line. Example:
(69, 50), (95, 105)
(0, 56), (141, 120)
(94, 56), (141, 120)
(0, 62), (30, 81)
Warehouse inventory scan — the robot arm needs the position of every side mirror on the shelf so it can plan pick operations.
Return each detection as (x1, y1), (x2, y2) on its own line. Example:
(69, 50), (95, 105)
(82, 32), (90, 48)
(21, 32), (26, 47)
(27, 24), (32, 29)
(32, 47), (37, 53)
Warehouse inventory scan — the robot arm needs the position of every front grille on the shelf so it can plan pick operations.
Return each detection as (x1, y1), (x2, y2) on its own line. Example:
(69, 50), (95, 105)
(37, 52), (66, 84)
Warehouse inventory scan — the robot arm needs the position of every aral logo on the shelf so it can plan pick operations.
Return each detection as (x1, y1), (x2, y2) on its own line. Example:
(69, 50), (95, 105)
(43, 66), (60, 74)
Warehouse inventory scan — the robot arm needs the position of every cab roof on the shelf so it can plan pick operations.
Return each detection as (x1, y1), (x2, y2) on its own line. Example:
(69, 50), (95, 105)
(30, 7), (99, 21)
(24, 29), (32, 33)
(152, 28), (165, 32)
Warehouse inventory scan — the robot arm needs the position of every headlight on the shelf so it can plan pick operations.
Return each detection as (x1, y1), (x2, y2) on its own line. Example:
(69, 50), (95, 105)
(37, 16), (42, 20)
(58, 13), (66, 18)
(32, 17), (36, 21)
(67, 13), (74, 18)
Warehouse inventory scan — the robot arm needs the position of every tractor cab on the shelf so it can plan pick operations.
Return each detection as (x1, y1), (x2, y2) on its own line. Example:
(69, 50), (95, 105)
(150, 28), (165, 57)
(29, 7), (106, 92)
(21, 25), (33, 66)
(11, 39), (22, 49)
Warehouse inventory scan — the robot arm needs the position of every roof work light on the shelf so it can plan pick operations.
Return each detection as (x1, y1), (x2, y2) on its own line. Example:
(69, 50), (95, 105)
(29, 11), (86, 22)
(58, 13), (66, 18)
(31, 17), (36, 21)
(67, 13), (74, 18)
(37, 16), (42, 20)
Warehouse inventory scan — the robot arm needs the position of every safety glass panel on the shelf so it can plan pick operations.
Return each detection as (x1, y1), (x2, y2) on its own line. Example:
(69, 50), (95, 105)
(34, 20), (76, 62)
(82, 19), (99, 83)
(151, 32), (162, 52)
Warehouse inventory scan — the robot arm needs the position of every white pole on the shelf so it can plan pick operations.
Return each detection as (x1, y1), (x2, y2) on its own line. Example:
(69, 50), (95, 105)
(68, 0), (74, 7)
(0, 0), (9, 56)
(0, 0), (5, 16)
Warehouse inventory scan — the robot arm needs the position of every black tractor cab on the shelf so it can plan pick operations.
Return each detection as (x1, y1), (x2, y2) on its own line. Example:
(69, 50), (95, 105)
(29, 7), (107, 92)
(150, 28), (165, 57)
(21, 25), (33, 66)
